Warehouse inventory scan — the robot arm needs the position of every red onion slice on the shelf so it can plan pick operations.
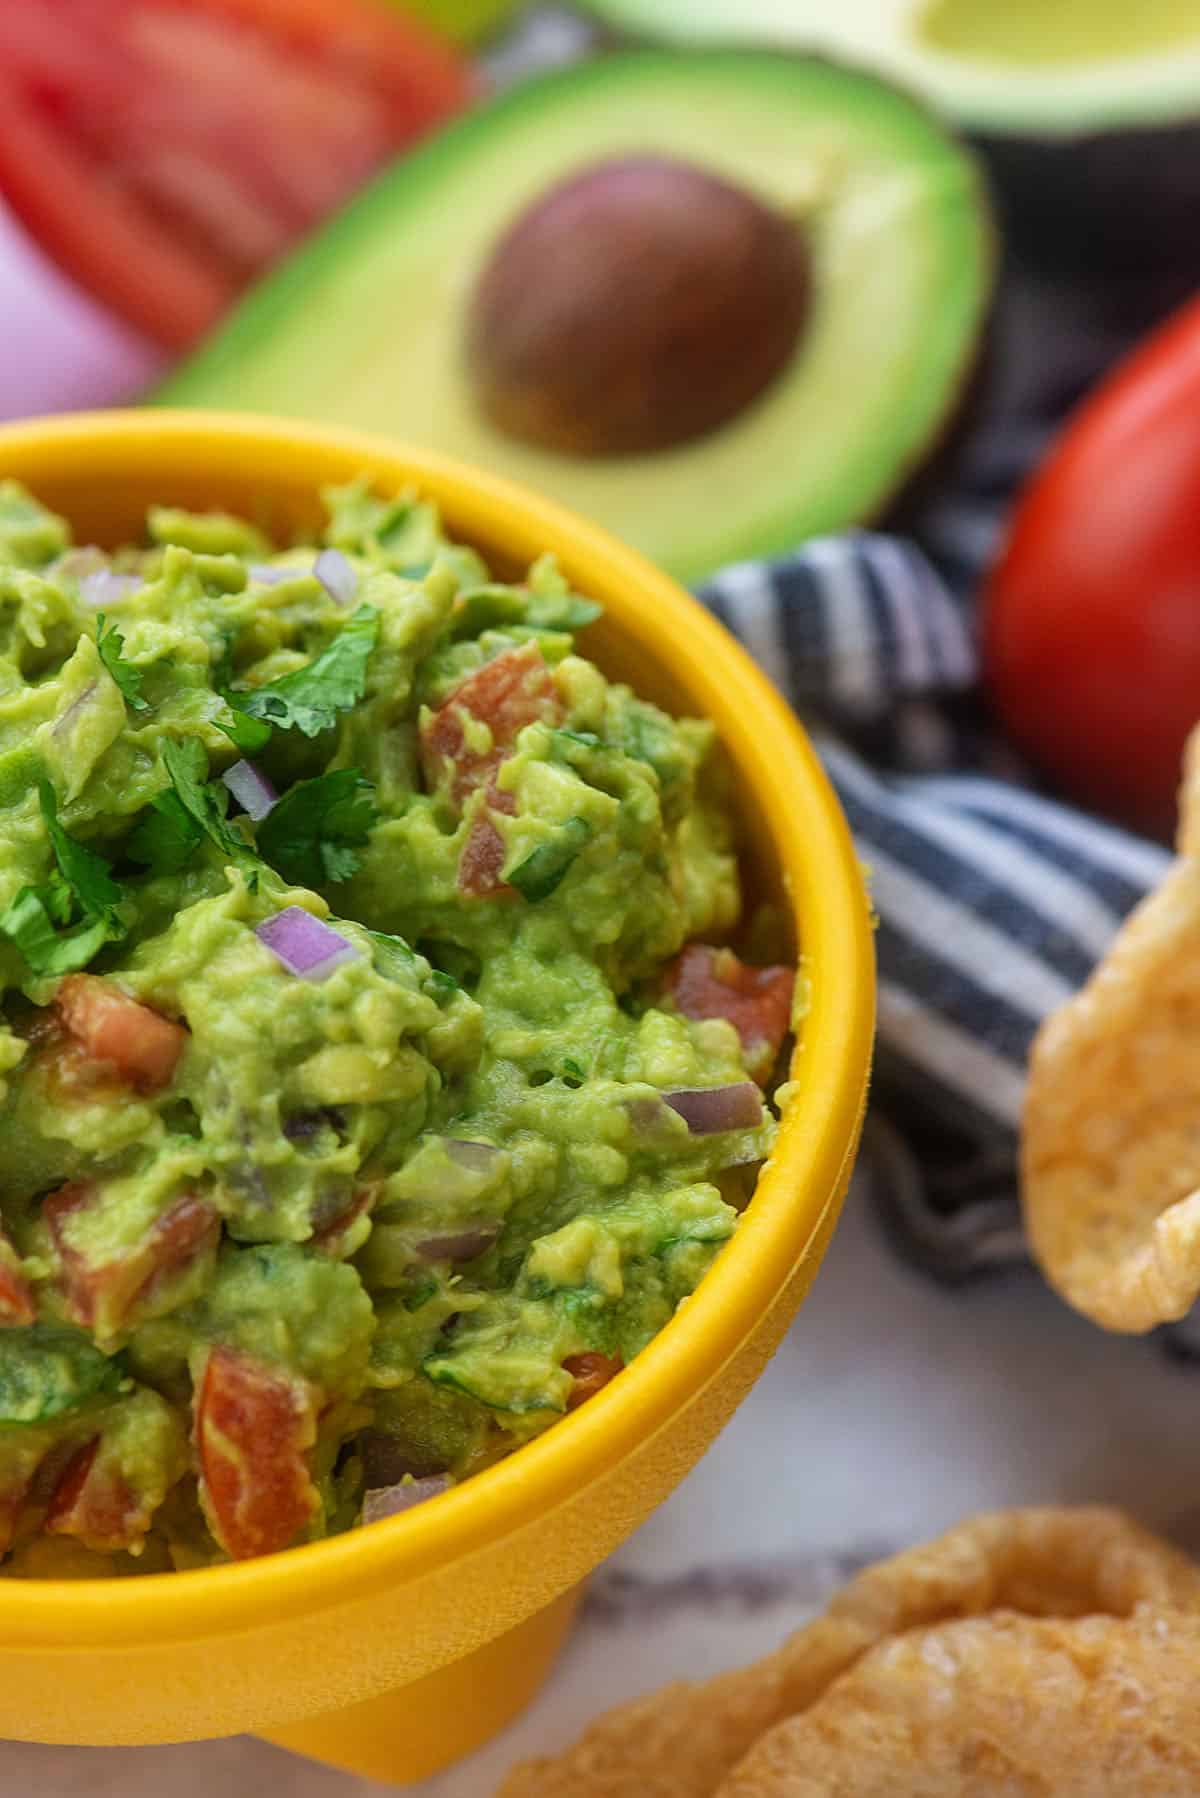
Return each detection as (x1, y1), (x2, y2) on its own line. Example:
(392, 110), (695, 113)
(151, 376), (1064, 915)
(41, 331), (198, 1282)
(256, 908), (359, 980)
(443, 1139), (502, 1175)
(414, 1222), (501, 1263)
(362, 1474), (453, 1525)
(222, 758), (278, 821)
(80, 569), (143, 609)
(247, 563), (301, 587)
(314, 548), (359, 607)
(662, 1083), (763, 1135)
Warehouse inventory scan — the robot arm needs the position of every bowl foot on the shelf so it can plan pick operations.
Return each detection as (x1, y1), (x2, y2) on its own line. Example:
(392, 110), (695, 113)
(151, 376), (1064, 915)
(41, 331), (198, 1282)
(257, 1581), (582, 1784)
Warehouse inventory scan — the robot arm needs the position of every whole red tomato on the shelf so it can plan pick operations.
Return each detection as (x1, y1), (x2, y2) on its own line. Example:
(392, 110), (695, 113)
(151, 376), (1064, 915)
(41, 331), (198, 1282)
(984, 293), (1200, 839)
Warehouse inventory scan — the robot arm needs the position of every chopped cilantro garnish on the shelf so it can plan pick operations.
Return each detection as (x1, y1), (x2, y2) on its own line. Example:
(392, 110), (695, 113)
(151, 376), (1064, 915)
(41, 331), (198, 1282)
(126, 789), (203, 875)
(256, 768), (377, 888)
(95, 613), (150, 714)
(508, 818), (591, 903)
(216, 704), (272, 755)
(234, 605), (379, 739)
(129, 739), (256, 882)
(0, 782), (127, 974)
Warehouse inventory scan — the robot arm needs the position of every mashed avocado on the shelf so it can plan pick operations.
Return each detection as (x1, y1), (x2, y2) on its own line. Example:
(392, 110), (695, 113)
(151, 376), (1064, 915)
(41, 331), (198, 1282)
(0, 478), (794, 1570)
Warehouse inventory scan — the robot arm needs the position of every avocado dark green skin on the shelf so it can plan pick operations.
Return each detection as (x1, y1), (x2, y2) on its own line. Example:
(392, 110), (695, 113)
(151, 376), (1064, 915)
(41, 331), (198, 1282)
(979, 123), (1200, 277)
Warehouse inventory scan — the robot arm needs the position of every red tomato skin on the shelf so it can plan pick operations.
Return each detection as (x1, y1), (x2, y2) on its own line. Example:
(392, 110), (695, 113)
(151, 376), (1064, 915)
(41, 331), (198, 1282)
(0, 0), (473, 350)
(44, 1438), (145, 1553)
(196, 1347), (319, 1561)
(665, 945), (795, 1085)
(984, 293), (1200, 838)
(0, 1229), (36, 1329)
(563, 1352), (623, 1410)
(56, 975), (187, 1094)
(45, 1184), (219, 1333)
(420, 645), (562, 895)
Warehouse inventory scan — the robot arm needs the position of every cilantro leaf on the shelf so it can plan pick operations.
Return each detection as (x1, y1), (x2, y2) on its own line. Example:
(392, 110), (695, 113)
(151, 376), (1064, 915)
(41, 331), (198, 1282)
(216, 705), (272, 755)
(257, 768), (377, 888)
(95, 613), (150, 714)
(0, 785), (127, 974)
(126, 790), (203, 875)
(0, 887), (109, 976)
(507, 818), (591, 903)
(40, 780), (124, 929)
(234, 605), (379, 739)
(159, 739), (254, 870)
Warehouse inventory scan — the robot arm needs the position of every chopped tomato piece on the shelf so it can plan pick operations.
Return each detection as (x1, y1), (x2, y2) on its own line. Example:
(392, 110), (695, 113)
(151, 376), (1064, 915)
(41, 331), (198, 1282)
(196, 1346), (319, 1560)
(665, 945), (795, 1085)
(311, 1184), (377, 1257)
(420, 645), (562, 896)
(420, 644), (561, 805)
(0, 1227), (35, 1328)
(45, 1184), (219, 1334)
(44, 1438), (145, 1553)
(56, 975), (187, 1094)
(457, 812), (510, 897)
(564, 1351), (623, 1411)
(0, 0), (473, 349)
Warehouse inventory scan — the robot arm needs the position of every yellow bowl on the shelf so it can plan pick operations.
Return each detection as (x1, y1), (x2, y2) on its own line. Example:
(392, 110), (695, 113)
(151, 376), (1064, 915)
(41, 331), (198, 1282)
(0, 411), (874, 1783)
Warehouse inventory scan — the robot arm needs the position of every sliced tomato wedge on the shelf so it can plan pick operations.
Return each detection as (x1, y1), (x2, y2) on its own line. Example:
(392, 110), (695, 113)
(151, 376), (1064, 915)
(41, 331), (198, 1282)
(55, 974), (187, 1094)
(563, 1351), (623, 1411)
(45, 1183), (219, 1335)
(44, 1437), (146, 1552)
(0, 0), (472, 350)
(665, 944), (795, 1085)
(420, 645), (563, 896)
(0, 1228), (36, 1329)
(196, 1346), (319, 1561)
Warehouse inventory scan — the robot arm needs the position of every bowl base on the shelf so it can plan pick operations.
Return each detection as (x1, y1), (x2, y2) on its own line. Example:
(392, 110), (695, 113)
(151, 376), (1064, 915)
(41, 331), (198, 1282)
(257, 1581), (582, 1784)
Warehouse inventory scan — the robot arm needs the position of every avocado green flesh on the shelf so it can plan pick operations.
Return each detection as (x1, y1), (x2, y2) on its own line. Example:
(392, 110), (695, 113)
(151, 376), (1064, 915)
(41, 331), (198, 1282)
(159, 51), (992, 585)
(0, 480), (779, 1573)
(920, 0), (1200, 67)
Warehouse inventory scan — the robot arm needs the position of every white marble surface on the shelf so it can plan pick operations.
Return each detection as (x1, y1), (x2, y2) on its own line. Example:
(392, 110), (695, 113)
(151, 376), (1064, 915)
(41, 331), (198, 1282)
(5, 1167), (1200, 1797)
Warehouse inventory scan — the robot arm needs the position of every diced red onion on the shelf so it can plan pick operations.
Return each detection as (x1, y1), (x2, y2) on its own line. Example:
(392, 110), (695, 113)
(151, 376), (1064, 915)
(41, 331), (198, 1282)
(53, 547), (108, 587)
(256, 908), (359, 980)
(414, 1222), (501, 1263)
(222, 758), (278, 821)
(314, 548), (358, 607)
(662, 1083), (763, 1135)
(362, 1474), (453, 1525)
(247, 563), (300, 587)
(80, 569), (143, 609)
(443, 1139), (501, 1175)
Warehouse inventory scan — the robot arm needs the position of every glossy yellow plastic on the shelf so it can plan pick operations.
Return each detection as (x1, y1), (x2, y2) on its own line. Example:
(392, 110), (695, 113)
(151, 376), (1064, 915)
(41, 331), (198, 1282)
(0, 412), (874, 1783)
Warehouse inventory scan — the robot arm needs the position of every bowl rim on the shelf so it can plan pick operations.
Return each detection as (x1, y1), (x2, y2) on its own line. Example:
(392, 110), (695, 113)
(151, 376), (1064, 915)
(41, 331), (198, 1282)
(0, 410), (873, 1645)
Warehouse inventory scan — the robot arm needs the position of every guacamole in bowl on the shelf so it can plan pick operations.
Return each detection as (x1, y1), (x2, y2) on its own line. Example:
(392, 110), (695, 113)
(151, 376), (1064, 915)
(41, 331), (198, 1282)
(0, 478), (793, 1571)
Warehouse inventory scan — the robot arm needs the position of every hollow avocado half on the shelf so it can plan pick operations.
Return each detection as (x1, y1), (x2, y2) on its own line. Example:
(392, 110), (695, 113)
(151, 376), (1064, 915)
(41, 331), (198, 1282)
(159, 50), (993, 583)
(577, 2), (1200, 273)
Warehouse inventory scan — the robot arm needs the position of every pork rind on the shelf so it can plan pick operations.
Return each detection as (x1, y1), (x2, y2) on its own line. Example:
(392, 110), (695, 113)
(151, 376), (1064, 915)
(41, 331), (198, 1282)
(1023, 727), (1200, 1330)
(502, 1508), (1200, 1798)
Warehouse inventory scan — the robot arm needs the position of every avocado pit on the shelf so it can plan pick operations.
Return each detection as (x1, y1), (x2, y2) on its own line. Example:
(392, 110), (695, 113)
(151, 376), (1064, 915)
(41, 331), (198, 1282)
(465, 155), (810, 459)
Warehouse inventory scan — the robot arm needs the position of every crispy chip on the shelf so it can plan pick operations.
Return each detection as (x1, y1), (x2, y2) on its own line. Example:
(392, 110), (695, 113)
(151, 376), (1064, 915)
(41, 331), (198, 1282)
(502, 1508), (1200, 1798)
(1023, 726), (1200, 1330)
(722, 1610), (1200, 1797)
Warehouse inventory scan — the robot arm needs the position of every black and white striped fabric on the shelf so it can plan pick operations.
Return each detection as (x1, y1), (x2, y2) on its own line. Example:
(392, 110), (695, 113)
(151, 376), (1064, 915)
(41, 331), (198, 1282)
(691, 252), (1200, 1308)
(700, 533), (1171, 1289)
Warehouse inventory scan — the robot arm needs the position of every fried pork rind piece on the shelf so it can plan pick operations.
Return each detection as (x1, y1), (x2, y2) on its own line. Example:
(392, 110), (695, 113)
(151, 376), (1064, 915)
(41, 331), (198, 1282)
(501, 1508), (1200, 1798)
(1023, 726), (1200, 1331)
(722, 1609), (1200, 1797)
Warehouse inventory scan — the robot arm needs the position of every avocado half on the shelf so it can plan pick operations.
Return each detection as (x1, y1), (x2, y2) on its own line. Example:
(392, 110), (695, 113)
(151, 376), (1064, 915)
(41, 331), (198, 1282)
(578, 2), (1200, 272)
(159, 51), (993, 583)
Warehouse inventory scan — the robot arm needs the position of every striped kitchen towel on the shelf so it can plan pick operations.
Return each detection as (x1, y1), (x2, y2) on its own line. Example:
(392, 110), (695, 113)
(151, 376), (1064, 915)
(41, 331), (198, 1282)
(699, 530), (1174, 1301)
